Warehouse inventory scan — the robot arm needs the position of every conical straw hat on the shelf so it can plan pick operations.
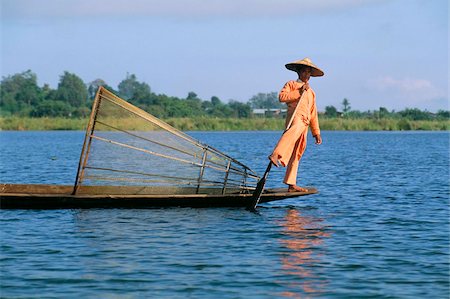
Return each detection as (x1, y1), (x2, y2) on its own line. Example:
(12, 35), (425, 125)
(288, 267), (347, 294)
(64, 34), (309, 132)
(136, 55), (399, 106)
(285, 57), (324, 77)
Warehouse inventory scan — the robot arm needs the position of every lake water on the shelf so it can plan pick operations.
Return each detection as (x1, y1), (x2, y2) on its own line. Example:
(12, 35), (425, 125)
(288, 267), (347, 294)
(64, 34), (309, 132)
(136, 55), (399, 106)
(1, 131), (449, 298)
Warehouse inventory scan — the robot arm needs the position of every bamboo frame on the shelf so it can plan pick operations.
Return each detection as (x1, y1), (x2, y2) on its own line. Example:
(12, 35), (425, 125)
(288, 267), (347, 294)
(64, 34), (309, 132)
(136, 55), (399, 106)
(94, 120), (250, 177)
(72, 86), (259, 194)
(98, 89), (258, 177)
(89, 135), (257, 179)
(72, 88), (103, 194)
(196, 149), (208, 193)
(82, 175), (248, 189)
(222, 160), (231, 194)
(83, 167), (250, 187)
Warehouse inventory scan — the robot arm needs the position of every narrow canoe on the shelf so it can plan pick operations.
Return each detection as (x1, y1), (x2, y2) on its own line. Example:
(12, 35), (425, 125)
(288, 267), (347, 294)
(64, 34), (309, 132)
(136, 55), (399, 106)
(0, 184), (317, 209)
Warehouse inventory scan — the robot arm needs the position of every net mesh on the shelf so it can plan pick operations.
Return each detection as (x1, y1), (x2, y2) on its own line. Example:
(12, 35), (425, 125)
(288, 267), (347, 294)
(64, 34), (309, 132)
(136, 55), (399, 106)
(73, 87), (259, 195)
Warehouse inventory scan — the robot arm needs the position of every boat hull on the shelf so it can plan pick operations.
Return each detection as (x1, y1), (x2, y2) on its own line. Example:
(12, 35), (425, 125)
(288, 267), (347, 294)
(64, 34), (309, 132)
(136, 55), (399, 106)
(0, 184), (317, 209)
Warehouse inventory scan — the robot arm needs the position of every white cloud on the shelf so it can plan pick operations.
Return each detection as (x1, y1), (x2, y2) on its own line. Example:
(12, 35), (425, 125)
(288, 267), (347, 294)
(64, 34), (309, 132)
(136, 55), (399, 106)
(372, 76), (434, 93)
(368, 76), (448, 110)
(2, 0), (384, 19)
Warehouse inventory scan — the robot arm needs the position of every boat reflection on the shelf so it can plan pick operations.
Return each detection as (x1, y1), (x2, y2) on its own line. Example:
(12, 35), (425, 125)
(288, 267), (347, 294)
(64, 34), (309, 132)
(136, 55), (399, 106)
(277, 208), (330, 298)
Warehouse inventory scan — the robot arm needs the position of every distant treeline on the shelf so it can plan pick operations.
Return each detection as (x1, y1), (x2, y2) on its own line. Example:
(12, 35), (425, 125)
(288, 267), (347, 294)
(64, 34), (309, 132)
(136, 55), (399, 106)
(1, 70), (449, 122)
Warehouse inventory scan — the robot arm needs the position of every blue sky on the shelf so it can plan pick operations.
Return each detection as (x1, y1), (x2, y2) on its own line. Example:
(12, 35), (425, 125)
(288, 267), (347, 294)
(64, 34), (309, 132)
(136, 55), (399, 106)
(1, 0), (448, 112)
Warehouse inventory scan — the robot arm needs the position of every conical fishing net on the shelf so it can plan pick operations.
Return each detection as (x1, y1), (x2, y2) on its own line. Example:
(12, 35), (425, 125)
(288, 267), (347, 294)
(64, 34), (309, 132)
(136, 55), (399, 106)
(73, 87), (259, 195)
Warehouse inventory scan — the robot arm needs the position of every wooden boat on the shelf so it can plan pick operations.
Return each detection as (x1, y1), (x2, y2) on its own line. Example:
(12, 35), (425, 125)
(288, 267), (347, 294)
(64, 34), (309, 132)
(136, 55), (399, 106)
(1, 87), (317, 209)
(0, 184), (317, 209)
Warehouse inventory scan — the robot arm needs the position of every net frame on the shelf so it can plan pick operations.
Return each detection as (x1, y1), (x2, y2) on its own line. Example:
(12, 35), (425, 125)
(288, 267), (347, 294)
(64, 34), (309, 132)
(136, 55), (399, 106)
(72, 87), (259, 195)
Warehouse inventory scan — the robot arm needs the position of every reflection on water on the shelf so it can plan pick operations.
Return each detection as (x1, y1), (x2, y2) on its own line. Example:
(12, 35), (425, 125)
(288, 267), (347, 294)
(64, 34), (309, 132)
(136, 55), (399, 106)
(278, 209), (330, 298)
(1, 131), (448, 298)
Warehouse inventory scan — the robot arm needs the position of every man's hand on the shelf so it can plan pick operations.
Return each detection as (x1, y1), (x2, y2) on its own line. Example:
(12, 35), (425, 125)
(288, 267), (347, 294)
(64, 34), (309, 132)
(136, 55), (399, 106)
(299, 82), (310, 93)
(314, 134), (322, 145)
(300, 82), (309, 92)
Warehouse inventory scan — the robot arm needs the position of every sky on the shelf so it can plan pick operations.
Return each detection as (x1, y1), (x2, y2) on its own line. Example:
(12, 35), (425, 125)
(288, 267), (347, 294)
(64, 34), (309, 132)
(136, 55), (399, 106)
(1, 0), (448, 112)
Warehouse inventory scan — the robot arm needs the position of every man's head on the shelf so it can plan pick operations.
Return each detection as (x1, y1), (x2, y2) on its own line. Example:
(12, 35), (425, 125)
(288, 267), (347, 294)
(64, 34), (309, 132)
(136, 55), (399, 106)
(296, 66), (312, 83)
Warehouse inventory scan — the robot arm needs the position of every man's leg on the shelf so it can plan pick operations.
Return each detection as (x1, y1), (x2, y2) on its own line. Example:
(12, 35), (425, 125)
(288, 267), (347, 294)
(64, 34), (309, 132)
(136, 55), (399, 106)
(283, 127), (308, 188)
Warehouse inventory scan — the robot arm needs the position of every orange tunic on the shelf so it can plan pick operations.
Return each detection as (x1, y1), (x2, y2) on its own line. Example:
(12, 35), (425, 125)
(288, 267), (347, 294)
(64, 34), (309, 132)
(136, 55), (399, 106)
(271, 80), (320, 185)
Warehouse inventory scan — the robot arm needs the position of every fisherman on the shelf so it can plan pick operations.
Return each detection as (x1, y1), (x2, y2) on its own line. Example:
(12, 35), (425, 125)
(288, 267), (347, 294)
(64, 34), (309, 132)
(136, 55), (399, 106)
(268, 57), (323, 192)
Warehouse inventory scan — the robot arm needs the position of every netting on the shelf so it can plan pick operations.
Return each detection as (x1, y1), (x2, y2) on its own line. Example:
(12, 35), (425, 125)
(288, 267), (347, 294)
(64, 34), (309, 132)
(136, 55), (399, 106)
(73, 87), (259, 195)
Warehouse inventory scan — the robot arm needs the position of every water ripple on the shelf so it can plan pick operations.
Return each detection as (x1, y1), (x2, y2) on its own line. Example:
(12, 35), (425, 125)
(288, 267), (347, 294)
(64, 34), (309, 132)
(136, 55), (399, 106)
(1, 131), (449, 298)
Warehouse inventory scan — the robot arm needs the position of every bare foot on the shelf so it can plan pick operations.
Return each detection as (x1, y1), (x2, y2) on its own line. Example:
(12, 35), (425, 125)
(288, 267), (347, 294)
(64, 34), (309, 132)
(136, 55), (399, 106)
(288, 185), (308, 192)
(268, 155), (280, 167)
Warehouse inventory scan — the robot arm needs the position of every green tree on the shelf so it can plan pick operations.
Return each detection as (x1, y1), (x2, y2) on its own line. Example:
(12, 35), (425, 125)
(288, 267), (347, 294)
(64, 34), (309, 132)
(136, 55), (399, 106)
(378, 107), (390, 119)
(248, 92), (282, 109)
(436, 110), (450, 119)
(118, 73), (151, 104)
(202, 99), (213, 113)
(146, 104), (166, 118)
(398, 108), (431, 120)
(148, 94), (174, 118)
(184, 92), (204, 116)
(324, 105), (338, 117)
(342, 98), (351, 115)
(56, 71), (88, 107)
(118, 73), (137, 100)
(133, 83), (152, 105)
(228, 101), (251, 118)
(31, 100), (73, 117)
(87, 79), (115, 101)
(347, 110), (371, 119)
(186, 92), (198, 101)
(202, 96), (232, 117)
(41, 83), (57, 102)
(0, 70), (42, 115)
(211, 96), (221, 107)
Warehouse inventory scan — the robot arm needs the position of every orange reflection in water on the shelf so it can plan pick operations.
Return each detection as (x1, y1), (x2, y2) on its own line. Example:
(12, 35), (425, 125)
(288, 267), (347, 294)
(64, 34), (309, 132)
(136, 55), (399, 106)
(278, 209), (331, 298)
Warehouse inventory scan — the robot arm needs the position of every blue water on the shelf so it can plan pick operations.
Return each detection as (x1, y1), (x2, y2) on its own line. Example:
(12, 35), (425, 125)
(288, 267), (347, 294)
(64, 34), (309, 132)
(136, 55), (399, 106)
(1, 131), (449, 298)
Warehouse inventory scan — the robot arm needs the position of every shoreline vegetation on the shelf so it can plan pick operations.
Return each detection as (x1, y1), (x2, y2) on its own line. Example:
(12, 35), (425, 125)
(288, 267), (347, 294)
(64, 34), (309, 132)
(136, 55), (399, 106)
(2, 70), (449, 131)
(1, 116), (448, 131)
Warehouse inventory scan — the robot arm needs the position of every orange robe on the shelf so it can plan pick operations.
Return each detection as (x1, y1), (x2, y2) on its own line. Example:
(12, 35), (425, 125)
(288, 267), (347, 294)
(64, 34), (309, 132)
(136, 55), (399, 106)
(271, 80), (320, 185)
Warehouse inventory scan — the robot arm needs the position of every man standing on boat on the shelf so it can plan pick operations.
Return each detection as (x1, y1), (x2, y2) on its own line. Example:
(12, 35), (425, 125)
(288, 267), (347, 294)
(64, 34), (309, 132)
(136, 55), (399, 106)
(268, 57), (323, 192)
